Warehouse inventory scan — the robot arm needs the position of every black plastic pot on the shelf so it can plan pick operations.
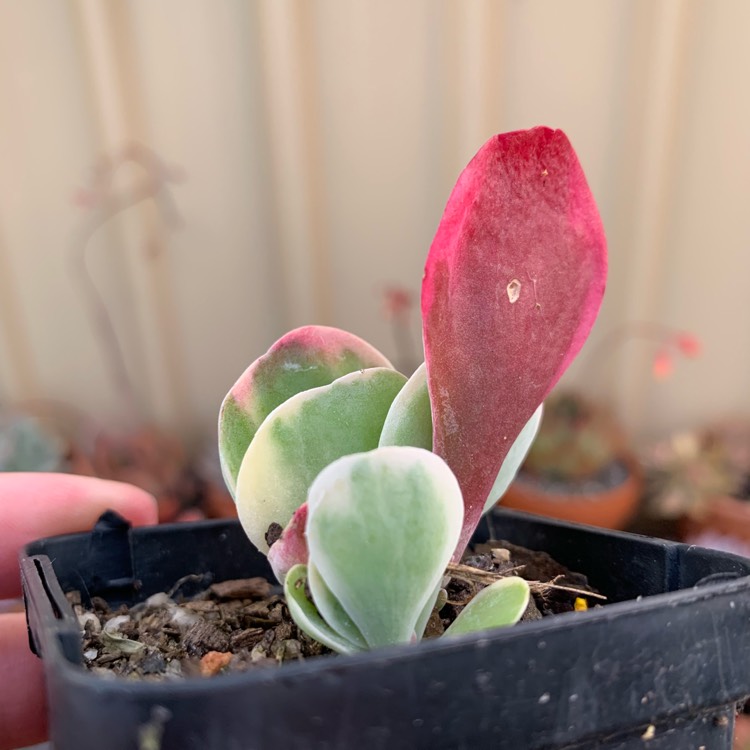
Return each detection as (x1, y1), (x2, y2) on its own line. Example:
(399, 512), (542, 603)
(21, 508), (750, 750)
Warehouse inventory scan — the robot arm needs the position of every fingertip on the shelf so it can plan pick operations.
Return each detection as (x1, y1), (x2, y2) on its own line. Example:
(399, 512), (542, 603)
(90, 479), (159, 527)
(0, 613), (47, 750)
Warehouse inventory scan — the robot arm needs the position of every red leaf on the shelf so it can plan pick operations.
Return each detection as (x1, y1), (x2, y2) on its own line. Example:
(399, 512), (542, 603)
(422, 128), (607, 557)
(267, 503), (309, 582)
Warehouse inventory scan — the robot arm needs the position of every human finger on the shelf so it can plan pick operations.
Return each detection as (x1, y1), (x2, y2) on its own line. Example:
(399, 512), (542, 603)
(0, 473), (157, 599)
(0, 612), (47, 750)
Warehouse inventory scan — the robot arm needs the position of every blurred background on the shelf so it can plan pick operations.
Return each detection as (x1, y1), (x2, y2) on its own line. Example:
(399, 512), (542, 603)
(0, 1), (749, 548)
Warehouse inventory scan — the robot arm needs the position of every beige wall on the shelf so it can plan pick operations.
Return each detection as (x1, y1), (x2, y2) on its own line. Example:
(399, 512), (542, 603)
(0, 0), (748, 441)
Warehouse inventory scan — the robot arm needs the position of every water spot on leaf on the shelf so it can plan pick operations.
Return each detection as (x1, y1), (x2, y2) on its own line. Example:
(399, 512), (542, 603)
(507, 279), (521, 304)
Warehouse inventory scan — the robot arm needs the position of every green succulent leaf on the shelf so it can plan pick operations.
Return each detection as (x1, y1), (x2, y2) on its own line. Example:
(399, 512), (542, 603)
(483, 404), (544, 514)
(306, 447), (463, 648)
(308, 563), (368, 650)
(236, 368), (407, 553)
(413, 582), (442, 641)
(378, 362), (433, 450)
(443, 576), (530, 638)
(283, 564), (361, 654)
(219, 326), (392, 495)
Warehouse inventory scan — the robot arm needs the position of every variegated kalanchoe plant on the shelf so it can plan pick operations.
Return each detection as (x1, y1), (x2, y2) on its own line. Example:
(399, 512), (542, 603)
(218, 127), (607, 654)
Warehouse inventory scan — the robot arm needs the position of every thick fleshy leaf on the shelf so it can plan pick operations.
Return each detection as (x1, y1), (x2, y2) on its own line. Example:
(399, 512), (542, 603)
(378, 363), (433, 450)
(267, 503), (309, 583)
(413, 582), (442, 642)
(443, 577), (530, 638)
(283, 564), (360, 654)
(306, 447), (463, 648)
(219, 326), (392, 495)
(236, 368), (406, 553)
(308, 563), (368, 650)
(483, 404), (544, 514)
(422, 128), (607, 557)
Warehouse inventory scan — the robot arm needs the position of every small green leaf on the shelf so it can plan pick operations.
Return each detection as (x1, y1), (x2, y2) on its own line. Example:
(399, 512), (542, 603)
(308, 563), (368, 650)
(378, 363), (433, 450)
(443, 576), (530, 638)
(283, 564), (360, 654)
(483, 404), (544, 514)
(219, 326), (392, 495)
(236, 368), (407, 552)
(307, 447), (463, 648)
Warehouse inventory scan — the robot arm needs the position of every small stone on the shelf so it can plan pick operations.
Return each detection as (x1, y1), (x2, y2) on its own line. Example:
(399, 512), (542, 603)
(103, 615), (130, 634)
(170, 607), (201, 630)
(83, 648), (98, 661)
(144, 592), (174, 609)
(273, 639), (302, 662)
(78, 612), (101, 634)
(641, 725), (656, 740)
(90, 596), (110, 614)
(200, 651), (232, 677)
(140, 650), (167, 675)
(521, 597), (543, 623)
(491, 548), (511, 563)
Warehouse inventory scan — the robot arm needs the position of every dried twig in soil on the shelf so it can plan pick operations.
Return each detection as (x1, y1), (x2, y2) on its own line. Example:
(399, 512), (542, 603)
(445, 562), (607, 601)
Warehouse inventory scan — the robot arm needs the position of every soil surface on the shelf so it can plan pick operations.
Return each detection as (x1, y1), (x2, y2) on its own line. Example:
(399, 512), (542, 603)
(69, 540), (601, 681)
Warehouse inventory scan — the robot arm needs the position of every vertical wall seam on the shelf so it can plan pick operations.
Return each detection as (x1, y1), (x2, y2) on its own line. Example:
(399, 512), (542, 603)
(254, 0), (332, 328)
(108, 2), (192, 431)
(0, 223), (40, 401)
(70, 0), (191, 429)
(296, 2), (333, 325)
(616, 0), (694, 435)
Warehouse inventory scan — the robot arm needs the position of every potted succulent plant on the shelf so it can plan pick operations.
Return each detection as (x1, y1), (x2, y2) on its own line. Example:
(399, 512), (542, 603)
(501, 391), (643, 529)
(644, 420), (750, 551)
(21, 127), (750, 750)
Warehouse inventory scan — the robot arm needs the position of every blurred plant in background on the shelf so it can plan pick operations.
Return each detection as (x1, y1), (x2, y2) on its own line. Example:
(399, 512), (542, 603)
(0, 412), (65, 472)
(0, 144), (234, 522)
(521, 392), (627, 485)
(642, 425), (748, 520)
(500, 323), (702, 530)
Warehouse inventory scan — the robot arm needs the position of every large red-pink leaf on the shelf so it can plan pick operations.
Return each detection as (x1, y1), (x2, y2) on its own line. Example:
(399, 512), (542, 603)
(422, 127), (607, 557)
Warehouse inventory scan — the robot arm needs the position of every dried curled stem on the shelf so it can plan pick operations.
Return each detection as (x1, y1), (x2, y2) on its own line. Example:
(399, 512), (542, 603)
(445, 562), (607, 602)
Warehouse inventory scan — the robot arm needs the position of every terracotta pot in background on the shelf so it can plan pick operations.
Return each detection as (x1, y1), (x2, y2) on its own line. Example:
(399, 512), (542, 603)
(681, 494), (750, 546)
(501, 461), (643, 530)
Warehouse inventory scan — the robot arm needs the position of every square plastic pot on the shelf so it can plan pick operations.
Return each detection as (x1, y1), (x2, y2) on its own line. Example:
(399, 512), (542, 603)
(21, 508), (750, 750)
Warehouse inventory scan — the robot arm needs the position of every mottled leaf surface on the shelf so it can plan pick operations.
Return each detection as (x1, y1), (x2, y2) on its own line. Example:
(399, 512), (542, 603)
(236, 368), (406, 552)
(378, 362), (433, 450)
(219, 326), (392, 495)
(306, 447), (463, 648)
(422, 127), (607, 556)
(283, 564), (360, 654)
